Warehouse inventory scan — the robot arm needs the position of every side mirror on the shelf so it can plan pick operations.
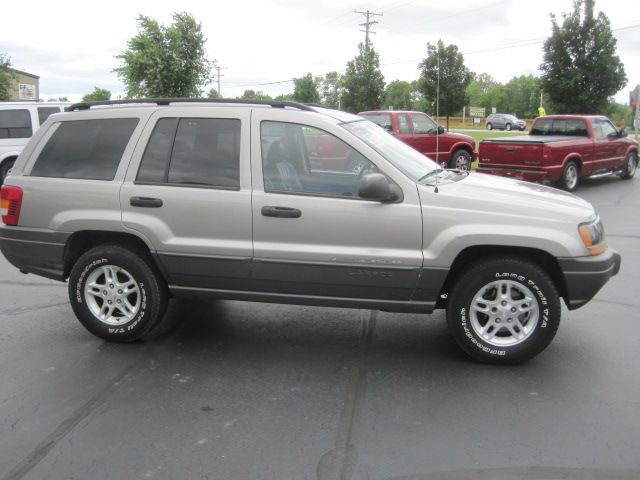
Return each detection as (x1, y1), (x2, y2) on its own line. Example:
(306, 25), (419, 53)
(358, 173), (402, 203)
(620, 129), (628, 138)
(437, 126), (445, 135)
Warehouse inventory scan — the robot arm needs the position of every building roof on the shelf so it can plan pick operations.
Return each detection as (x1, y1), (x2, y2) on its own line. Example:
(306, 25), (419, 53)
(8, 68), (40, 80)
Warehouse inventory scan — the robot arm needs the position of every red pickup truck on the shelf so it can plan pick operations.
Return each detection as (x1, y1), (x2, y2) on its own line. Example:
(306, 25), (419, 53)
(359, 110), (476, 170)
(478, 115), (638, 191)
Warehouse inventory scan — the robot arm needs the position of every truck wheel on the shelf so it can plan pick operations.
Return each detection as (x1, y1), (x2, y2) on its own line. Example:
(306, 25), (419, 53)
(446, 256), (561, 364)
(0, 158), (16, 186)
(621, 151), (637, 179)
(449, 149), (471, 171)
(559, 161), (579, 191)
(68, 244), (168, 342)
(505, 123), (512, 131)
(486, 123), (493, 130)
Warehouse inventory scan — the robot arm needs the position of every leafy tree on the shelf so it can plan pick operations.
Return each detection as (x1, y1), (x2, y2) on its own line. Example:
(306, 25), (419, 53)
(383, 80), (413, 110)
(466, 72), (501, 115)
(82, 87), (111, 102)
(418, 40), (472, 129)
(207, 88), (220, 99)
(275, 93), (295, 102)
(410, 80), (431, 113)
(58, 97), (69, 102)
(0, 54), (16, 100)
(237, 89), (272, 101)
(318, 71), (342, 109)
(341, 41), (385, 113)
(500, 75), (543, 118)
(540, 0), (627, 114)
(293, 73), (320, 103)
(115, 12), (213, 98)
(605, 99), (632, 125)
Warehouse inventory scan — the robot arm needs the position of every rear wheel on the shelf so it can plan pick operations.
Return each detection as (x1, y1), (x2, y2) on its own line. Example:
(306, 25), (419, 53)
(505, 123), (512, 131)
(621, 151), (637, 179)
(559, 161), (579, 191)
(446, 256), (561, 364)
(68, 244), (168, 342)
(449, 149), (472, 171)
(486, 123), (493, 130)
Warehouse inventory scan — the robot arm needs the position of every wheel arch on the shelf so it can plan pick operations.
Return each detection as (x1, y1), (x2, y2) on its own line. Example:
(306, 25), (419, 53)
(62, 230), (163, 280)
(562, 154), (582, 173)
(436, 245), (567, 309)
(449, 142), (474, 158)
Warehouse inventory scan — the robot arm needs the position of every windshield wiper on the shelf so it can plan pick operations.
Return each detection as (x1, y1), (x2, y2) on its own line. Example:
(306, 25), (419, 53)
(418, 168), (443, 183)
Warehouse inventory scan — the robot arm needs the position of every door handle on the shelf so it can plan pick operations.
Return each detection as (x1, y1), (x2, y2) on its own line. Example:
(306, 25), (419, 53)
(130, 196), (163, 208)
(261, 206), (302, 218)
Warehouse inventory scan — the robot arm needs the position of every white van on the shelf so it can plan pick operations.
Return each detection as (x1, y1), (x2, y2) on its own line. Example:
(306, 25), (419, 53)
(0, 102), (69, 184)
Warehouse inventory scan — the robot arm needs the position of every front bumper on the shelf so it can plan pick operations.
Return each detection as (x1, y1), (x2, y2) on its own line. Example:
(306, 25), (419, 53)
(558, 248), (621, 310)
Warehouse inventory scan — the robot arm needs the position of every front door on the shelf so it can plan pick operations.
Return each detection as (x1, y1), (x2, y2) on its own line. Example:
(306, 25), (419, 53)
(250, 110), (423, 303)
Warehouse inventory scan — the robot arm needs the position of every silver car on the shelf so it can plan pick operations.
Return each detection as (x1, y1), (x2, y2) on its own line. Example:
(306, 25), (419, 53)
(0, 99), (620, 364)
(486, 113), (527, 131)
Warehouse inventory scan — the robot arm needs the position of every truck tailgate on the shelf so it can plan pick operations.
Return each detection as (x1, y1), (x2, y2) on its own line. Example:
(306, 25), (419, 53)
(478, 137), (544, 168)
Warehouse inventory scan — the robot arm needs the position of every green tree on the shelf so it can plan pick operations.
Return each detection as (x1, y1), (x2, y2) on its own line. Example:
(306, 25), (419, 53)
(82, 87), (111, 102)
(605, 99), (632, 125)
(293, 73), (320, 103)
(115, 12), (212, 98)
(466, 73), (501, 115)
(418, 40), (472, 129)
(237, 89), (272, 101)
(540, 0), (627, 114)
(500, 75), (543, 118)
(341, 42), (385, 113)
(318, 71), (342, 108)
(0, 54), (16, 100)
(383, 80), (413, 110)
(207, 88), (220, 99)
(275, 92), (296, 102)
(410, 80), (431, 113)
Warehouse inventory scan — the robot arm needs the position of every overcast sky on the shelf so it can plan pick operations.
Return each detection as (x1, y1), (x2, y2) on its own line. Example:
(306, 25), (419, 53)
(2, 0), (638, 105)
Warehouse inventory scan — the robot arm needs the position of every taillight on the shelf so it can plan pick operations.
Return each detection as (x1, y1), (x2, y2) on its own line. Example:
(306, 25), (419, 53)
(0, 185), (23, 226)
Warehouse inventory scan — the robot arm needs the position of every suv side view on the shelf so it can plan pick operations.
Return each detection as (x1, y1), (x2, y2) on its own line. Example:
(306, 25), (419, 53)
(486, 113), (527, 131)
(0, 101), (70, 184)
(0, 99), (621, 364)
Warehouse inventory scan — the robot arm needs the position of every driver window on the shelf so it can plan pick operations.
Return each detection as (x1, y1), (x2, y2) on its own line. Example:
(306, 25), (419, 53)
(261, 121), (378, 198)
(597, 119), (618, 138)
(411, 113), (437, 134)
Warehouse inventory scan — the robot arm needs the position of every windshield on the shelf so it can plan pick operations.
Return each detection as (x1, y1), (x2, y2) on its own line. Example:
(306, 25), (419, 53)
(342, 120), (438, 181)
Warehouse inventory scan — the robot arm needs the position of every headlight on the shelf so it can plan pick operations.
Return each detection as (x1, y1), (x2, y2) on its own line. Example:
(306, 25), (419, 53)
(579, 216), (606, 255)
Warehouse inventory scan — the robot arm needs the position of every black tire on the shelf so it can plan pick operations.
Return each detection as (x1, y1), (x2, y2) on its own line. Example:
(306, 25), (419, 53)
(505, 123), (512, 131)
(68, 244), (168, 342)
(0, 158), (16, 186)
(486, 123), (493, 130)
(446, 256), (561, 364)
(621, 151), (637, 180)
(449, 149), (472, 171)
(558, 160), (579, 191)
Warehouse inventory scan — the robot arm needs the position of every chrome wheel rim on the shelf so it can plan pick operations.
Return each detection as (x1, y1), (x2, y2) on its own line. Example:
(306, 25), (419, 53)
(628, 155), (637, 176)
(455, 153), (470, 171)
(84, 265), (141, 325)
(564, 164), (578, 190)
(470, 279), (539, 347)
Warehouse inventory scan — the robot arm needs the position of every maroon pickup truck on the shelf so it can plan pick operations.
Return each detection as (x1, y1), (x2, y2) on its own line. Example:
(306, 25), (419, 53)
(478, 115), (638, 191)
(359, 110), (476, 170)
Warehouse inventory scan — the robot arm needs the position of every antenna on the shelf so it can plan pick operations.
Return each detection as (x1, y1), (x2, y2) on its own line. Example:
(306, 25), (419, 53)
(434, 49), (441, 194)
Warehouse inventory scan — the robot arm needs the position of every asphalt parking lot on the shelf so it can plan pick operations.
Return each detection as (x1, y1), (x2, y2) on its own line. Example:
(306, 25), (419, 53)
(1, 173), (639, 480)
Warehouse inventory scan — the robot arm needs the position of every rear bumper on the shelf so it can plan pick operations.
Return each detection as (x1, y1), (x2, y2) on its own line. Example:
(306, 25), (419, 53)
(558, 248), (621, 310)
(0, 226), (69, 281)
(476, 165), (562, 183)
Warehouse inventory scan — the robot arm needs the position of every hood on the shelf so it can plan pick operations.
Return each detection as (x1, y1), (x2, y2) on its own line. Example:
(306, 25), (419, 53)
(420, 171), (595, 223)
(444, 131), (475, 143)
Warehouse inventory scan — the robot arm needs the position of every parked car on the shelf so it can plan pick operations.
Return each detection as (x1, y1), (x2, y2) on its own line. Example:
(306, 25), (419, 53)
(358, 110), (476, 170)
(0, 99), (620, 364)
(0, 101), (69, 185)
(486, 113), (526, 131)
(478, 115), (638, 190)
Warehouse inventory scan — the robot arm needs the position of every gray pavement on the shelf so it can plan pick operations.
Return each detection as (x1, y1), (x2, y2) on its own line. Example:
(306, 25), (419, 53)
(1, 173), (639, 480)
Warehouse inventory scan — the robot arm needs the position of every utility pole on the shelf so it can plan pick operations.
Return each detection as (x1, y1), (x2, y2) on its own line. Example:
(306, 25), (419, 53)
(213, 64), (227, 98)
(354, 10), (383, 49)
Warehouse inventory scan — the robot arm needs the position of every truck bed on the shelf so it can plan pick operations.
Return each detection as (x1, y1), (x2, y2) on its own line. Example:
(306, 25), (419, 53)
(481, 135), (585, 144)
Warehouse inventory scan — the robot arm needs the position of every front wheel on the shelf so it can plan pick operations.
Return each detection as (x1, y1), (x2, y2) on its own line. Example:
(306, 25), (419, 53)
(68, 244), (168, 342)
(486, 123), (493, 130)
(621, 151), (637, 179)
(449, 149), (472, 171)
(505, 123), (512, 131)
(446, 256), (561, 364)
(558, 161), (579, 191)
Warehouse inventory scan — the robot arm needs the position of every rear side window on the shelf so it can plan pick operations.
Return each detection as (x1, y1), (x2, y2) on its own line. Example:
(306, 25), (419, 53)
(530, 118), (552, 135)
(361, 113), (392, 132)
(0, 109), (33, 139)
(37, 107), (61, 125)
(397, 114), (412, 134)
(31, 118), (138, 180)
(137, 118), (241, 189)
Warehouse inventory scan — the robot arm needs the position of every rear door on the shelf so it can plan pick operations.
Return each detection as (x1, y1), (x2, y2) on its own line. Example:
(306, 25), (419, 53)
(121, 107), (253, 291)
(250, 109), (423, 303)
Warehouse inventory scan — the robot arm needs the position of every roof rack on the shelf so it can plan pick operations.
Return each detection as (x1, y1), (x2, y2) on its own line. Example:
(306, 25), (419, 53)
(66, 98), (316, 112)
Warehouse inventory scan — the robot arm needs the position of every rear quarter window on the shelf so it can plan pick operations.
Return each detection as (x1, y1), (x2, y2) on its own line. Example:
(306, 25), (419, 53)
(0, 109), (33, 139)
(30, 118), (139, 180)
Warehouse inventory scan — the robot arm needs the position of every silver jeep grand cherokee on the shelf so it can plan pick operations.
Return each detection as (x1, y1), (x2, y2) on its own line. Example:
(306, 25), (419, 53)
(0, 99), (620, 364)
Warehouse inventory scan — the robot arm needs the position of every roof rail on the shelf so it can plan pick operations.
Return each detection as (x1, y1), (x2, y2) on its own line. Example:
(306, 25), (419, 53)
(66, 98), (316, 112)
